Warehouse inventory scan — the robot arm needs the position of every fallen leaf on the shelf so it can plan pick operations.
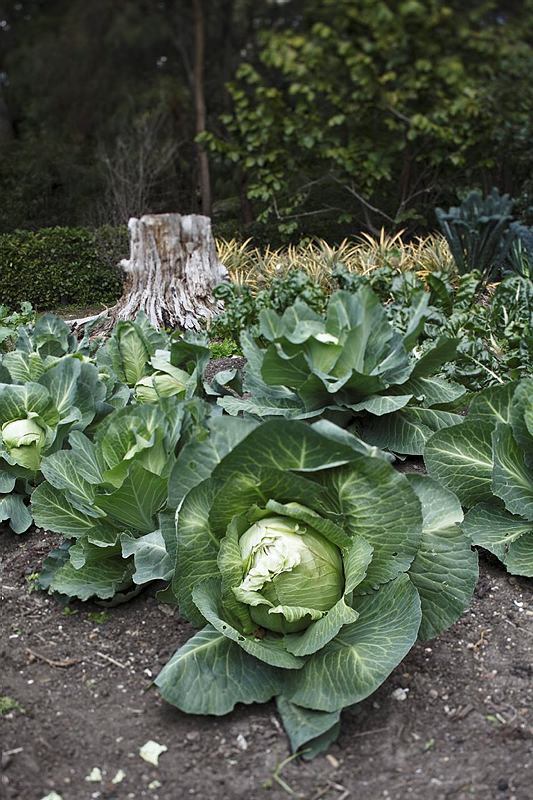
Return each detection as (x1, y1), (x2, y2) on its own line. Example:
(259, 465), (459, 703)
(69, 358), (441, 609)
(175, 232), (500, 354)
(85, 767), (102, 782)
(391, 687), (409, 701)
(139, 740), (167, 766)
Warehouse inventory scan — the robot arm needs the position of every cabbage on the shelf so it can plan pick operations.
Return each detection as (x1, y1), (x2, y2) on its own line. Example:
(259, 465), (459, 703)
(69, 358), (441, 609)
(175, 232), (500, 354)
(0, 359), (109, 532)
(156, 416), (478, 757)
(426, 378), (533, 576)
(1, 416), (46, 471)
(31, 400), (187, 600)
(219, 284), (466, 455)
(235, 515), (344, 633)
(97, 314), (168, 387)
(134, 352), (190, 403)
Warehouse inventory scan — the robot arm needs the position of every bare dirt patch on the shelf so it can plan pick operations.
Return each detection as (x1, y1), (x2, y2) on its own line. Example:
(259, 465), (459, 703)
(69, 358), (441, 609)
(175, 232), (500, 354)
(1, 527), (532, 800)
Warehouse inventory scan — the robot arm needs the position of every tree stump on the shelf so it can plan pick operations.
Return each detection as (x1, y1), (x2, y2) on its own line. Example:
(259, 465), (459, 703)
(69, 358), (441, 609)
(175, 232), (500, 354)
(106, 213), (227, 331)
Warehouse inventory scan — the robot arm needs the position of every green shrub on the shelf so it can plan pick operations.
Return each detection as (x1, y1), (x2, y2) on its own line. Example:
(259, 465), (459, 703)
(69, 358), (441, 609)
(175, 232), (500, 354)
(0, 227), (126, 309)
(208, 338), (242, 359)
(210, 270), (328, 342)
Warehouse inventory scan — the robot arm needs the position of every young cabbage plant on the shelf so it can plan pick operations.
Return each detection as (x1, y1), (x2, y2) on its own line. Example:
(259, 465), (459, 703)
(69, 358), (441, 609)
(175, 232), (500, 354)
(0, 310), (131, 419)
(0, 313), (93, 385)
(0, 358), (107, 533)
(218, 285), (465, 455)
(156, 417), (477, 758)
(31, 400), (188, 600)
(97, 315), (237, 403)
(13, 312), (87, 359)
(166, 330), (243, 402)
(425, 378), (533, 576)
(97, 314), (169, 388)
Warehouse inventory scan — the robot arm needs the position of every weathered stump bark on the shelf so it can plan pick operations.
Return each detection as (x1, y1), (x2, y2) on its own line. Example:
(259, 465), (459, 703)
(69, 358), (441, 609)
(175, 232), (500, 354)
(105, 213), (227, 332)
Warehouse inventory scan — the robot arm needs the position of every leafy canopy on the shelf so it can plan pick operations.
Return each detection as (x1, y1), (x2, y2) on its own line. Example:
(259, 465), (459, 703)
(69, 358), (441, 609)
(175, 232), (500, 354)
(206, 0), (533, 238)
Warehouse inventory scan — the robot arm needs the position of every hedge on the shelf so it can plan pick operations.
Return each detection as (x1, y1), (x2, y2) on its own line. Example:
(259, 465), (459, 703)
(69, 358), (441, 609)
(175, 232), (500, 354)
(0, 226), (127, 309)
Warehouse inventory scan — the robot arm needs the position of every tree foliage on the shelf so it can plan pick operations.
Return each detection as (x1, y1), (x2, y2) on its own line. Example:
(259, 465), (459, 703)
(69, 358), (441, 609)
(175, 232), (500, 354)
(0, 1), (532, 240)
(207, 0), (533, 238)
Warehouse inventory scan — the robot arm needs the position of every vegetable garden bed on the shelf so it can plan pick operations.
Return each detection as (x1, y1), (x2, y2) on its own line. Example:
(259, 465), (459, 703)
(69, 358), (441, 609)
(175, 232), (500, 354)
(1, 207), (532, 799)
(1, 524), (532, 800)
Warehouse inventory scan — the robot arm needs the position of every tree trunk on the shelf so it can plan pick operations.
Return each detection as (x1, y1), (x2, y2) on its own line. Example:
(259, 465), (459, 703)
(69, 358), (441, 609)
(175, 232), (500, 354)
(239, 170), (254, 227)
(0, 87), (14, 143)
(108, 213), (227, 331)
(193, 0), (211, 216)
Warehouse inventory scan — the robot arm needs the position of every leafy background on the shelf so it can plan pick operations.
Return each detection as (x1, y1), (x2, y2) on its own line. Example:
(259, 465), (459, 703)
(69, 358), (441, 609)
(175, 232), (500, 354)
(1, 1), (532, 242)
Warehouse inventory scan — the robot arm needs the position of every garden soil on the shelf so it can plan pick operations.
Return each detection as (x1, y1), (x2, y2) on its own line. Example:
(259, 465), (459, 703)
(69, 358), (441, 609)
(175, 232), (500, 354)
(1, 525), (532, 800)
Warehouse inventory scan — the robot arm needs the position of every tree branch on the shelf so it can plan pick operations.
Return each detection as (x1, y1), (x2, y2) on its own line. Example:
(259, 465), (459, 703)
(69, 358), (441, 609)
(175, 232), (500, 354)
(337, 180), (395, 224)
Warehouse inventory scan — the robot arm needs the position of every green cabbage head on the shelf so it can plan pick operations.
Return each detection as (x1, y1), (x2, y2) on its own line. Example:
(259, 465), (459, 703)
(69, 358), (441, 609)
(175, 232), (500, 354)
(235, 514), (343, 633)
(1, 416), (47, 470)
